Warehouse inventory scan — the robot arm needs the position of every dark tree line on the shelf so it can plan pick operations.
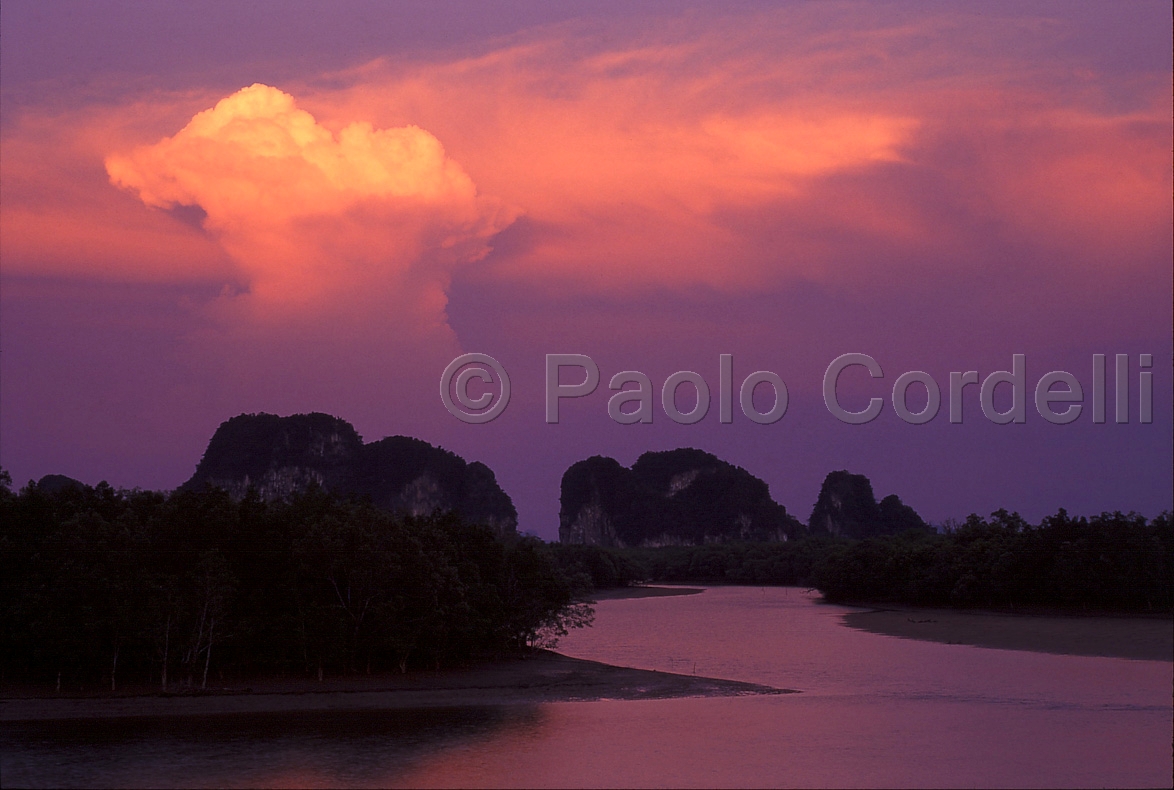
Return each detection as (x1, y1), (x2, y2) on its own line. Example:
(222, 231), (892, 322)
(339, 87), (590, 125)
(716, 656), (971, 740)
(811, 509), (1172, 611)
(552, 510), (1172, 613)
(549, 538), (835, 589)
(4, 463), (1168, 695)
(0, 472), (588, 692)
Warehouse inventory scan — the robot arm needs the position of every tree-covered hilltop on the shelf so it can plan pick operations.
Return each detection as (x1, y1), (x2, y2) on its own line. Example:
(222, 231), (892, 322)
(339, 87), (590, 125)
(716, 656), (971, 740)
(551, 510), (1172, 613)
(185, 413), (518, 538)
(559, 449), (806, 546)
(0, 472), (588, 693)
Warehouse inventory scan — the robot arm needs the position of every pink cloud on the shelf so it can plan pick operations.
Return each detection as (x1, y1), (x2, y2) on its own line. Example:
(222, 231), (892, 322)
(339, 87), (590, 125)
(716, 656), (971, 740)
(2, 7), (1168, 327)
(292, 10), (1169, 295)
(2, 100), (238, 284)
(105, 84), (514, 320)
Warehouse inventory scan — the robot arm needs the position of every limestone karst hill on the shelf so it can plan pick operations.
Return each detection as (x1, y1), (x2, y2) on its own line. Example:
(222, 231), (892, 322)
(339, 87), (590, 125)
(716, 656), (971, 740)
(559, 448), (806, 547)
(183, 412), (517, 537)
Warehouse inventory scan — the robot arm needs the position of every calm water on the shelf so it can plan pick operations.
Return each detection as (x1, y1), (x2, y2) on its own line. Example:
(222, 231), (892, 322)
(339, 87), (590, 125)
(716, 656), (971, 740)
(3, 587), (1171, 788)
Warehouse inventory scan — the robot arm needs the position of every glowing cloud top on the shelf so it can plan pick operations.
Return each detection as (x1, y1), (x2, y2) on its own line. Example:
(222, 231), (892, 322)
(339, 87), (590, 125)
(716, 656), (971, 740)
(106, 84), (512, 309)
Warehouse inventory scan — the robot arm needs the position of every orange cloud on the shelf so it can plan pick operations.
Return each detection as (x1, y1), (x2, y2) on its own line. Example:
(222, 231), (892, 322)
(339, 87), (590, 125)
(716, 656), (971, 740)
(4, 7), (1169, 309)
(1, 100), (238, 284)
(105, 84), (513, 314)
(283, 10), (1168, 296)
(328, 41), (921, 291)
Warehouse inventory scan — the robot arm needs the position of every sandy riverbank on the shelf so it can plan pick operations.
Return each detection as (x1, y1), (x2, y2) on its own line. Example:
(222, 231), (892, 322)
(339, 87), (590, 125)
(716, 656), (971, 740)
(0, 650), (790, 722)
(587, 585), (705, 601)
(842, 606), (1173, 661)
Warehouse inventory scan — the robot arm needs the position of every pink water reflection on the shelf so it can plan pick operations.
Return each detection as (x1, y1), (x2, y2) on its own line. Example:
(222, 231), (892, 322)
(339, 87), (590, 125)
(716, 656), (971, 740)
(399, 587), (1172, 788)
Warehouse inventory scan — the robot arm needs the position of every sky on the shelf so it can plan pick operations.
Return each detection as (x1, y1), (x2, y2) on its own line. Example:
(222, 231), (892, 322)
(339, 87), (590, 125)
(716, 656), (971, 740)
(2, 1), (1171, 539)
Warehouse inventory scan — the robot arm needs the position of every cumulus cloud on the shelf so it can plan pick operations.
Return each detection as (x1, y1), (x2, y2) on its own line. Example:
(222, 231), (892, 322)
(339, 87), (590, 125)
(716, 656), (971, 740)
(0, 100), (239, 284)
(6, 7), (1169, 307)
(106, 84), (513, 313)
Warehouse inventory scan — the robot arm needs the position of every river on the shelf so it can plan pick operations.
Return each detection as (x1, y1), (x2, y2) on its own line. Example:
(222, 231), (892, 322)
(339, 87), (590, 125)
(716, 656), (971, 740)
(3, 587), (1170, 787)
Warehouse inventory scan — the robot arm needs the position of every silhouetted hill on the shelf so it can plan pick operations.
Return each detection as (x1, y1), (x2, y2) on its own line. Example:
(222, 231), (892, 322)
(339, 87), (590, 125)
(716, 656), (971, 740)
(184, 413), (517, 536)
(808, 470), (927, 538)
(559, 448), (805, 546)
(35, 474), (86, 494)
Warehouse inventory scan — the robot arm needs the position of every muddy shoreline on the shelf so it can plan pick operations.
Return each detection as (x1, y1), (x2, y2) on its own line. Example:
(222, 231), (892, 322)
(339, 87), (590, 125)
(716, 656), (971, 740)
(0, 649), (791, 722)
(586, 585), (705, 601)
(842, 605), (1173, 661)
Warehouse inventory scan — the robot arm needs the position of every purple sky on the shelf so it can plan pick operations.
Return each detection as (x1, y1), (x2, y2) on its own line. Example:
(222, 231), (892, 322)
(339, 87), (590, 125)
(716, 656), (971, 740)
(2, 1), (1171, 538)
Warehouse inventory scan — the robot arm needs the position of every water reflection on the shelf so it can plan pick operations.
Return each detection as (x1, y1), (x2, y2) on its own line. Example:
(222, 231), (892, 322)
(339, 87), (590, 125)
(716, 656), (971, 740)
(2, 706), (544, 789)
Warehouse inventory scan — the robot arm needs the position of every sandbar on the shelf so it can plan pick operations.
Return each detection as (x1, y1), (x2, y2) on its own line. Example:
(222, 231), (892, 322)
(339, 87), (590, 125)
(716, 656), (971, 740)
(0, 650), (791, 723)
(842, 606), (1173, 661)
(588, 585), (705, 601)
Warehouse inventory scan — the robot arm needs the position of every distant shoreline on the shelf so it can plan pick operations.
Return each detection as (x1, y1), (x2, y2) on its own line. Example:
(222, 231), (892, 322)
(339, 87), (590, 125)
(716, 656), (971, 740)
(0, 650), (791, 723)
(842, 604), (1173, 661)
(586, 584), (706, 601)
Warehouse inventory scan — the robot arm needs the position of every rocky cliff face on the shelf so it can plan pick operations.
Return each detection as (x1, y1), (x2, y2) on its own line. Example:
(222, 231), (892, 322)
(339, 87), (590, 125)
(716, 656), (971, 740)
(559, 448), (805, 546)
(183, 413), (517, 537)
(807, 470), (927, 538)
